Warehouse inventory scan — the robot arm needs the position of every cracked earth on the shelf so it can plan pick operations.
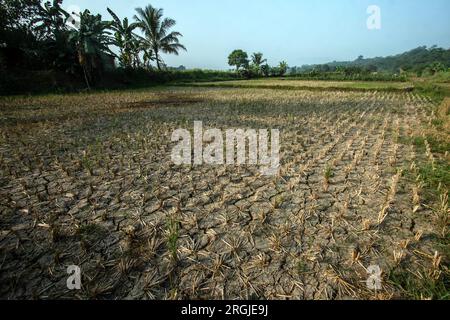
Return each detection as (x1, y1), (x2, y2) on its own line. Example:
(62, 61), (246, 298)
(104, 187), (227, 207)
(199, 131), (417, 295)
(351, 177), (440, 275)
(0, 87), (447, 299)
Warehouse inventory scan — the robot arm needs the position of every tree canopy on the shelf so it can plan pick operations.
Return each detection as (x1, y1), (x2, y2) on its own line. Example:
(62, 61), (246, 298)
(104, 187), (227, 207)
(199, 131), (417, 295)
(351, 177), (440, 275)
(228, 49), (249, 71)
(0, 0), (187, 89)
(295, 46), (450, 74)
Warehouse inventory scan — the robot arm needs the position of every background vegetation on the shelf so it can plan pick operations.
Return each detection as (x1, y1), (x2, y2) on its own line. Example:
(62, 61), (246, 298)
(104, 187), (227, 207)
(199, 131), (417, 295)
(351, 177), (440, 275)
(1, 1), (449, 95)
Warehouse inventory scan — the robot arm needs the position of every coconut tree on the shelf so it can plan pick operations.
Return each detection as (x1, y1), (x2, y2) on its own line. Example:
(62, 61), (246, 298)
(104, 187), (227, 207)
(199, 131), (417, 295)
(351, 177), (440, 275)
(133, 5), (186, 70)
(68, 10), (114, 89)
(251, 52), (267, 76)
(279, 61), (288, 76)
(107, 8), (139, 68)
(251, 52), (266, 67)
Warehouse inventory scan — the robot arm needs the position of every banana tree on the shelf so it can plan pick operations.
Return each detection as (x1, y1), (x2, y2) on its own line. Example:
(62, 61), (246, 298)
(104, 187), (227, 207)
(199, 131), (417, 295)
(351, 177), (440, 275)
(107, 8), (139, 69)
(33, 0), (70, 40)
(68, 10), (114, 89)
(141, 45), (155, 69)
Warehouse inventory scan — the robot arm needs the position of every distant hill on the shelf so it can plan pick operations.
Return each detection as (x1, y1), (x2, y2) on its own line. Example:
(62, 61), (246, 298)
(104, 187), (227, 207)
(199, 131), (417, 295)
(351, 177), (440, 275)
(294, 46), (450, 74)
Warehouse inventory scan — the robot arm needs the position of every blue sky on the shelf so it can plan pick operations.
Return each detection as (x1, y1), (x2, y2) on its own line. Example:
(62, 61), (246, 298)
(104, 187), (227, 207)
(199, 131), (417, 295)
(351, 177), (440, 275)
(64, 0), (450, 69)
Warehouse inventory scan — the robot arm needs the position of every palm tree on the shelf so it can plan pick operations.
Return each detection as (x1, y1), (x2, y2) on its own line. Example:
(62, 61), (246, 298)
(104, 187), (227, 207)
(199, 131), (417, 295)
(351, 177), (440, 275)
(133, 5), (186, 70)
(251, 52), (267, 76)
(279, 61), (288, 76)
(107, 8), (139, 68)
(251, 52), (267, 67)
(68, 10), (113, 89)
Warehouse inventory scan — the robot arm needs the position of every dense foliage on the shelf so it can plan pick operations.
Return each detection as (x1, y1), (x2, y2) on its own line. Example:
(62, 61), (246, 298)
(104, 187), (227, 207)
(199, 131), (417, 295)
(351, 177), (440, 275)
(0, 0), (187, 92)
(1, 1), (449, 94)
(227, 49), (288, 78)
(294, 46), (450, 76)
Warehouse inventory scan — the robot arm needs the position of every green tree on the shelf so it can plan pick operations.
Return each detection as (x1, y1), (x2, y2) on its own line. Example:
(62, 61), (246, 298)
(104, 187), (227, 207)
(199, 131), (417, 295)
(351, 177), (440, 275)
(270, 66), (280, 76)
(261, 63), (270, 77)
(33, 0), (69, 40)
(251, 52), (266, 75)
(68, 10), (114, 89)
(134, 5), (186, 70)
(365, 64), (378, 73)
(251, 52), (267, 66)
(0, 0), (41, 32)
(428, 61), (446, 75)
(107, 7), (139, 68)
(228, 49), (249, 72)
(279, 61), (288, 76)
(1, 0), (46, 70)
(141, 44), (154, 69)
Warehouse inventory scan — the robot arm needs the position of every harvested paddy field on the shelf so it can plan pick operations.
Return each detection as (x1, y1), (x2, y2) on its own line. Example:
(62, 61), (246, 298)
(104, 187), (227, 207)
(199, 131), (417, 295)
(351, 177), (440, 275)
(0, 87), (448, 299)
(182, 79), (415, 91)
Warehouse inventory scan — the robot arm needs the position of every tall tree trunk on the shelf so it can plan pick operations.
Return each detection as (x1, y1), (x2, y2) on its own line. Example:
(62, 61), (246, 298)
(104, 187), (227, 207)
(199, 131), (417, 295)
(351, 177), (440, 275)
(155, 50), (161, 70)
(78, 50), (91, 90)
(82, 65), (91, 91)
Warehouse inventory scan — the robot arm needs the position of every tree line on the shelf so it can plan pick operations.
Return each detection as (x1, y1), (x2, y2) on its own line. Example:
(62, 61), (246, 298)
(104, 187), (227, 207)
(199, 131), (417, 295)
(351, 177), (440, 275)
(0, 0), (186, 88)
(294, 46), (450, 76)
(228, 50), (288, 78)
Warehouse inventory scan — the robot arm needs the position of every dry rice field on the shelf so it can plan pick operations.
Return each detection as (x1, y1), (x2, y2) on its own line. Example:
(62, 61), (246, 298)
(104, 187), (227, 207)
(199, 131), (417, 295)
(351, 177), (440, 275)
(185, 79), (414, 91)
(0, 87), (448, 299)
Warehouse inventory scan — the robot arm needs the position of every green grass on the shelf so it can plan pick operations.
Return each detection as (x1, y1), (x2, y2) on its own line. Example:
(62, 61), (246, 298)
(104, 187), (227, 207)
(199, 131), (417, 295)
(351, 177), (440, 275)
(399, 135), (450, 155)
(297, 261), (309, 274)
(388, 268), (450, 300)
(400, 137), (450, 204)
(425, 71), (450, 84)
(389, 231), (450, 300)
(166, 215), (181, 298)
(418, 163), (450, 192)
(403, 161), (450, 207)
(412, 72), (450, 103)
(323, 165), (334, 182)
(166, 216), (180, 263)
(433, 233), (450, 259)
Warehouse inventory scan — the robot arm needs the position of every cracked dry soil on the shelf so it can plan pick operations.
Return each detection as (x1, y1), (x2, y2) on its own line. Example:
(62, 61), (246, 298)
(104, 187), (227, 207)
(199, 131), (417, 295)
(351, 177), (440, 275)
(0, 87), (448, 299)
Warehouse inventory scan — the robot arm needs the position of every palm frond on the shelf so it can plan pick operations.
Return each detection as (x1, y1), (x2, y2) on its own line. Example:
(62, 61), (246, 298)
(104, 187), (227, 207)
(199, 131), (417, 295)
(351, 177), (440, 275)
(107, 8), (122, 27)
(133, 5), (186, 69)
